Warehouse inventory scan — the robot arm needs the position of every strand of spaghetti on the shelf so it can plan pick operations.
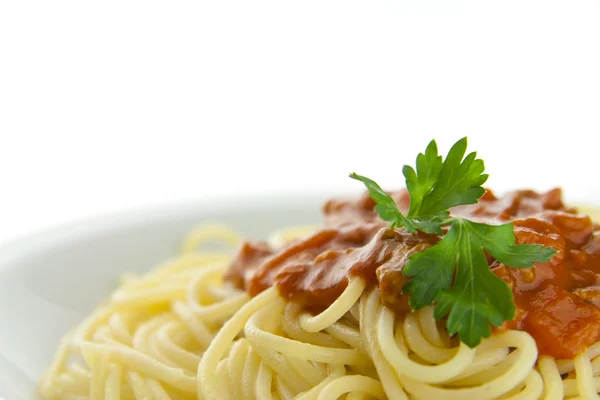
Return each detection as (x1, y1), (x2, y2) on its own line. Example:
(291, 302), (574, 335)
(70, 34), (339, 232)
(299, 278), (366, 332)
(69, 362), (91, 379)
(216, 359), (233, 400)
(282, 303), (346, 348)
(575, 352), (600, 400)
(324, 321), (367, 355)
(117, 268), (201, 294)
(378, 305), (475, 384)
(538, 355), (564, 400)
(316, 375), (386, 400)
(242, 347), (261, 400)
(498, 371), (533, 398)
(149, 337), (193, 377)
(402, 311), (459, 364)
(155, 321), (201, 373)
(94, 325), (115, 344)
(53, 372), (82, 400)
(345, 303), (357, 321)
(592, 356), (600, 375)
(312, 359), (328, 378)
(417, 306), (446, 348)
(398, 331), (537, 399)
(110, 285), (186, 309)
(564, 378), (600, 397)
(360, 289), (408, 400)
(274, 375), (296, 400)
(81, 344), (111, 400)
(54, 373), (87, 397)
(503, 370), (544, 400)
(295, 364), (346, 400)
(287, 356), (327, 387)
(199, 287), (279, 399)
(171, 301), (214, 348)
(207, 285), (241, 301)
(281, 313), (331, 384)
(73, 310), (113, 346)
(190, 291), (250, 321)
(146, 378), (171, 400)
(255, 361), (275, 400)
(228, 339), (250, 399)
(39, 331), (73, 399)
(51, 375), (73, 397)
(132, 315), (175, 367)
(122, 386), (136, 400)
(187, 266), (250, 321)
(345, 393), (366, 400)
(346, 363), (377, 381)
(446, 346), (521, 386)
(125, 371), (153, 399)
(108, 314), (133, 346)
(161, 319), (192, 346)
(104, 363), (122, 400)
(444, 346), (509, 384)
(251, 341), (311, 392)
(82, 342), (197, 393)
(245, 299), (369, 365)
(93, 329), (126, 348)
(169, 389), (195, 400)
(392, 319), (410, 354)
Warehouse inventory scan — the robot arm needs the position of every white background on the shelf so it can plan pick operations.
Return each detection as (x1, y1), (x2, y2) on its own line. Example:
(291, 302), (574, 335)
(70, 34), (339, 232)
(0, 0), (599, 244)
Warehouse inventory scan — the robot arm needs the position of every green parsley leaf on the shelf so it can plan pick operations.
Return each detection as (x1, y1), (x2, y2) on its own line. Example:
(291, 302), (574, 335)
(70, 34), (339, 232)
(464, 220), (558, 267)
(409, 217), (447, 235)
(403, 218), (556, 347)
(400, 224), (460, 310)
(351, 137), (558, 348)
(404, 137), (488, 222)
(349, 172), (416, 232)
(403, 139), (443, 219)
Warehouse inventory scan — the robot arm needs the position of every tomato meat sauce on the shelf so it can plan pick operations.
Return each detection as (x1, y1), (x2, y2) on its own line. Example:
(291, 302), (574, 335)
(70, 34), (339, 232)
(225, 188), (600, 359)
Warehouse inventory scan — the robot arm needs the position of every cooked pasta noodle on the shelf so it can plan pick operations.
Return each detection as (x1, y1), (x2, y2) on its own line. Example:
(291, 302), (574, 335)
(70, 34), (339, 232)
(39, 224), (600, 399)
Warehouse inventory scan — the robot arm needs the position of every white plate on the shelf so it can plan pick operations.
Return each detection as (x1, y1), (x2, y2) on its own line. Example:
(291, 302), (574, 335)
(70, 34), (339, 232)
(2, 191), (598, 400)
(0, 194), (325, 400)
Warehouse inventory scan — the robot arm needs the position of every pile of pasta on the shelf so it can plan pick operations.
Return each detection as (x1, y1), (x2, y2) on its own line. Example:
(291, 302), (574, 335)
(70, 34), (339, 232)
(39, 226), (600, 400)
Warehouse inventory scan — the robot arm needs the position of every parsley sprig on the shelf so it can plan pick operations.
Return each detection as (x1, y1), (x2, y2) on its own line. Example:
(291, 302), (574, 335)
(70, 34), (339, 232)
(350, 137), (556, 347)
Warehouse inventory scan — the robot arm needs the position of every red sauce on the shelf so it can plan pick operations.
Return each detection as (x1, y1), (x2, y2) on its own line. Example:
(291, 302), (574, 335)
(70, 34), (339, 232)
(225, 188), (600, 359)
(522, 285), (600, 358)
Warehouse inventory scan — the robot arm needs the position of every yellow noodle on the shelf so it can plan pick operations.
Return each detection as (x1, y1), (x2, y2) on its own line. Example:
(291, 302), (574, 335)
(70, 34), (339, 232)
(299, 278), (366, 333)
(317, 375), (386, 400)
(104, 363), (122, 400)
(241, 347), (261, 400)
(255, 362), (275, 400)
(539, 355), (564, 400)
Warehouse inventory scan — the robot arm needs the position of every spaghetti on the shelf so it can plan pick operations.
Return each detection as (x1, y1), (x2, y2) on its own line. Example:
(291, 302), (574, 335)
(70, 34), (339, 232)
(39, 193), (600, 400)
